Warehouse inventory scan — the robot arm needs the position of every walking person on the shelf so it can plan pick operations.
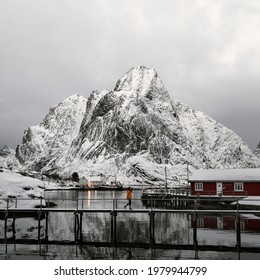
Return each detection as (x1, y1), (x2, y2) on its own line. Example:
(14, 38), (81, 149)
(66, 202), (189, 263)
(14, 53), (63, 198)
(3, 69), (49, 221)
(124, 187), (133, 210)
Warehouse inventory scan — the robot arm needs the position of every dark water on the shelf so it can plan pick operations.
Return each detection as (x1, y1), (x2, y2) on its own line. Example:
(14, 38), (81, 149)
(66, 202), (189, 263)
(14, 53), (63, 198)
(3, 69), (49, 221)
(1, 189), (260, 260)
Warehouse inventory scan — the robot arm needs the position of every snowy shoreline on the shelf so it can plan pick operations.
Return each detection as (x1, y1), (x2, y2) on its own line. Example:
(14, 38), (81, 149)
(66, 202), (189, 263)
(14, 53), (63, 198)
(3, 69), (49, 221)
(2, 168), (260, 209)
(0, 169), (61, 209)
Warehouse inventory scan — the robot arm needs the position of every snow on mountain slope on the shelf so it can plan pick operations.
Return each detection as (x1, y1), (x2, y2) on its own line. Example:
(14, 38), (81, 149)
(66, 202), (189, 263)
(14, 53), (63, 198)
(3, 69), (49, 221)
(16, 94), (87, 171)
(254, 141), (260, 158)
(0, 146), (20, 170)
(14, 66), (260, 184)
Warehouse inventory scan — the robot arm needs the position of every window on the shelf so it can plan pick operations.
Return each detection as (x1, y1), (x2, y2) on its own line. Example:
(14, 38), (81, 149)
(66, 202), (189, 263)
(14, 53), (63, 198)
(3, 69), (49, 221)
(234, 182), (244, 192)
(195, 182), (203, 191)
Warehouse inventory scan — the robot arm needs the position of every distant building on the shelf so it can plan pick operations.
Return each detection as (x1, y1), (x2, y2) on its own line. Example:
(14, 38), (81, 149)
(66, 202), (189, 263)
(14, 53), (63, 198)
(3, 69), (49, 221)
(189, 168), (260, 197)
(79, 176), (104, 188)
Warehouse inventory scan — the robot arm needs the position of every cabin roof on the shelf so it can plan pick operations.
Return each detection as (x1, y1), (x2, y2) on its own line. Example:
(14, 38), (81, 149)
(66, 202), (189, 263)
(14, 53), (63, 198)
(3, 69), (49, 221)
(86, 176), (102, 181)
(189, 168), (260, 182)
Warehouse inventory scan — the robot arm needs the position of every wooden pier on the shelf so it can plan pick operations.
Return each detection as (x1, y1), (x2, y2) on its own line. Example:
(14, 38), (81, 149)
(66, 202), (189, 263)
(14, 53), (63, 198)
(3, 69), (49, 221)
(1, 204), (260, 258)
(141, 188), (247, 208)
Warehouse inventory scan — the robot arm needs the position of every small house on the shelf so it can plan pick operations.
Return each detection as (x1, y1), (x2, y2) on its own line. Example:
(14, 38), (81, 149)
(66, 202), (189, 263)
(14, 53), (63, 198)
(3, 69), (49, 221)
(189, 168), (260, 197)
(87, 176), (104, 188)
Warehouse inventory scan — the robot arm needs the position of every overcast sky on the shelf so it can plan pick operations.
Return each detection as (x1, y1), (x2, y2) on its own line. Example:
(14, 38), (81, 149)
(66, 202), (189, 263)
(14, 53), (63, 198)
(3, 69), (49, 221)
(1, 0), (260, 150)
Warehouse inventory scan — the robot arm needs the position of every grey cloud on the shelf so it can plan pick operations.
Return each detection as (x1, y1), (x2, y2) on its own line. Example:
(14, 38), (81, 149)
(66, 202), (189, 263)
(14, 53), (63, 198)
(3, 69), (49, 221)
(0, 0), (260, 150)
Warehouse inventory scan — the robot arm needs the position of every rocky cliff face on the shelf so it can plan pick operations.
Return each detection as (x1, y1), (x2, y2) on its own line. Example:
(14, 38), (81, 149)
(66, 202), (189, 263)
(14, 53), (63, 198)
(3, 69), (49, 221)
(254, 142), (260, 158)
(16, 94), (86, 171)
(0, 146), (20, 169)
(15, 66), (260, 185)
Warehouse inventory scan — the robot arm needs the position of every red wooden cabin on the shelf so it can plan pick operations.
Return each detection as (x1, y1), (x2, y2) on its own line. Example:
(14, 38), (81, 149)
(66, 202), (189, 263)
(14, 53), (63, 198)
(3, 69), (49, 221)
(189, 168), (260, 197)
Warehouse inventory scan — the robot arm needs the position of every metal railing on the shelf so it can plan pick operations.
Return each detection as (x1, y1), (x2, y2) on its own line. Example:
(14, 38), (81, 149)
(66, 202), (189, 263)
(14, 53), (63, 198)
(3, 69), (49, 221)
(2, 196), (260, 260)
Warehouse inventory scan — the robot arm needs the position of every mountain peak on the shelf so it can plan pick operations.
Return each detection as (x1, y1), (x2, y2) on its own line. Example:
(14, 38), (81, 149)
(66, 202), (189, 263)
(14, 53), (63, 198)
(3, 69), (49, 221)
(114, 66), (169, 101)
(13, 66), (260, 183)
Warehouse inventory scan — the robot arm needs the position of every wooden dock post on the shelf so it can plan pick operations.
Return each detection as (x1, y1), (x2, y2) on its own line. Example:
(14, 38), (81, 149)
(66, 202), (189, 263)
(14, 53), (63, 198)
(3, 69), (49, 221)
(12, 215), (16, 240)
(193, 204), (198, 259)
(45, 212), (49, 242)
(37, 208), (43, 255)
(4, 209), (8, 253)
(110, 210), (117, 245)
(74, 211), (80, 243)
(149, 210), (155, 246)
(38, 210), (41, 243)
(79, 212), (83, 242)
(110, 211), (114, 244)
(236, 202), (241, 259)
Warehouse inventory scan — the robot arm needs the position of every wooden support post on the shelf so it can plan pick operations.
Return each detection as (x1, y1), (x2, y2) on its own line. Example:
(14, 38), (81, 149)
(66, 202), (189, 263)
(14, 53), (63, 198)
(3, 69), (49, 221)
(74, 212), (77, 242)
(110, 211), (114, 244)
(4, 210), (8, 253)
(12, 215), (16, 240)
(110, 210), (117, 245)
(37, 209), (42, 255)
(114, 211), (117, 244)
(236, 202), (241, 259)
(149, 210), (155, 246)
(38, 210), (41, 244)
(193, 207), (198, 259)
(45, 212), (49, 242)
(74, 212), (80, 243)
(193, 212), (197, 246)
(79, 212), (83, 242)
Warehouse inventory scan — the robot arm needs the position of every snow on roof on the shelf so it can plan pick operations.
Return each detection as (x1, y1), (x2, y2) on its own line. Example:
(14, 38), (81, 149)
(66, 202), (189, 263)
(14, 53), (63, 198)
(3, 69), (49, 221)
(86, 176), (102, 181)
(189, 168), (260, 182)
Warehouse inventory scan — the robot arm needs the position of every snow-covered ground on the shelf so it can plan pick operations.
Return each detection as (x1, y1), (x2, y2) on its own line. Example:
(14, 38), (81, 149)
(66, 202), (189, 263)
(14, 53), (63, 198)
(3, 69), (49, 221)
(0, 168), (59, 208)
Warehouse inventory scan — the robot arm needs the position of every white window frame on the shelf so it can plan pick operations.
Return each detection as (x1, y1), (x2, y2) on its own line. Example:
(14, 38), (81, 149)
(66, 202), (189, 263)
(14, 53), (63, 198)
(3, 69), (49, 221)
(234, 182), (244, 192)
(195, 182), (203, 191)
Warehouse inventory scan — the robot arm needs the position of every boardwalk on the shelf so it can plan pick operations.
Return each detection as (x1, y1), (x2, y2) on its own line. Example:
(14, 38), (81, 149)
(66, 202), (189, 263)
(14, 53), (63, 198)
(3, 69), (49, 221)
(1, 203), (260, 259)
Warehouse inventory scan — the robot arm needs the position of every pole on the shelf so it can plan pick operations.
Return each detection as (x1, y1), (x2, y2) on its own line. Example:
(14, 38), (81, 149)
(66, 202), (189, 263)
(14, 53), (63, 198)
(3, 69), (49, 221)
(4, 210), (8, 253)
(193, 203), (198, 259)
(79, 212), (83, 242)
(12, 215), (16, 240)
(149, 210), (155, 246)
(38, 209), (42, 254)
(45, 212), (49, 242)
(110, 210), (117, 245)
(236, 202), (241, 259)
(186, 162), (189, 182)
(165, 167), (168, 190)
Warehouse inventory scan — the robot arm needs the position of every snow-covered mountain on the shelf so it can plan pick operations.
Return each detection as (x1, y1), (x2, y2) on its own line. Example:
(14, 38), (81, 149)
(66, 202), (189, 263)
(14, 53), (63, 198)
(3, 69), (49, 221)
(0, 145), (20, 169)
(0, 145), (14, 157)
(14, 66), (260, 184)
(254, 142), (260, 158)
(16, 94), (86, 171)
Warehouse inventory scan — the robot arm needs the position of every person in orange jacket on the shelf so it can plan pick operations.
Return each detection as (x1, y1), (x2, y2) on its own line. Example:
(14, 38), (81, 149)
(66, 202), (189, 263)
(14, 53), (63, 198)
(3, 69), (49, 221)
(124, 187), (133, 210)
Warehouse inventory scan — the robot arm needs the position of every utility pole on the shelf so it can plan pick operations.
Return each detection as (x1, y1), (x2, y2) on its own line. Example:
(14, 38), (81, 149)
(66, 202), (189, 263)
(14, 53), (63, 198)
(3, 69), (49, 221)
(165, 166), (168, 190)
(186, 162), (189, 182)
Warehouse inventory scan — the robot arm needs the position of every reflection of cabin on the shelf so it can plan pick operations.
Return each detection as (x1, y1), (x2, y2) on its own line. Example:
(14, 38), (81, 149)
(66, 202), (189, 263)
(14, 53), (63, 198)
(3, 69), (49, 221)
(79, 176), (103, 188)
(189, 168), (260, 197)
(191, 215), (260, 232)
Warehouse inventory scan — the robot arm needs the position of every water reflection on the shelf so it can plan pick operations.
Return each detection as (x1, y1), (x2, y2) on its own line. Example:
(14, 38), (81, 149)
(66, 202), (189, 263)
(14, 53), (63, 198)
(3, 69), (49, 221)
(1, 190), (260, 259)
